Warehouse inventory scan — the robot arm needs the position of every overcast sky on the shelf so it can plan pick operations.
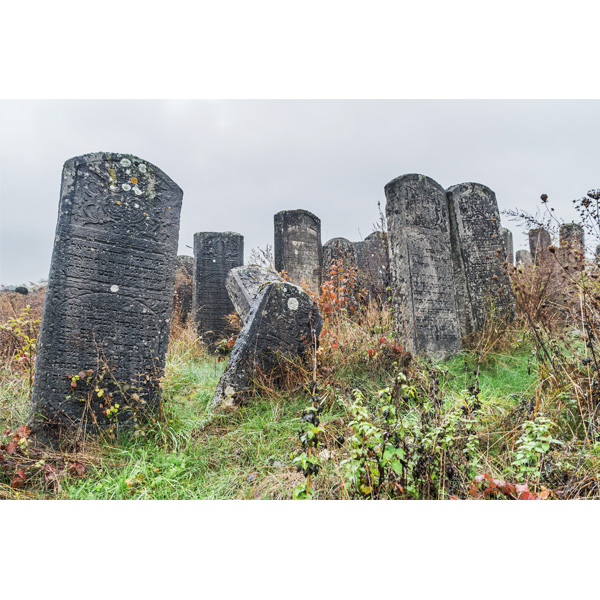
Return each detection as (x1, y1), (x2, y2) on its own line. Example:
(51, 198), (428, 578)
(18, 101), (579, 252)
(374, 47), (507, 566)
(1, 99), (598, 285)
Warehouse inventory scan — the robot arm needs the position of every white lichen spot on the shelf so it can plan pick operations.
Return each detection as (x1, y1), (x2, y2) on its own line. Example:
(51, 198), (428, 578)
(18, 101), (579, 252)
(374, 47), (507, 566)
(122, 183), (131, 191)
(110, 285), (119, 293)
(120, 158), (132, 167)
(134, 203), (140, 208)
(138, 164), (147, 173)
(225, 386), (235, 397)
(133, 187), (142, 196)
(288, 297), (299, 311)
(109, 184), (118, 192)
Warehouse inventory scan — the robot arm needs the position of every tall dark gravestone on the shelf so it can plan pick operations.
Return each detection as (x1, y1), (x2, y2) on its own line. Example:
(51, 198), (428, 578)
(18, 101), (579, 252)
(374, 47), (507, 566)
(212, 281), (322, 409)
(226, 265), (282, 322)
(558, 223), (585, 270)
(447, 183), (515, 338)
(385, 174), (461, 359)
(274, 210), (322, 290)
(500, 227), (514, 265)
(323, 237), (357, 279)
(174, 255), (193, 324)
(192, 232), (243, 345)
(529, 228), (552, 265)
(31, 152), (183, 440)
(354, 231), (390, 298)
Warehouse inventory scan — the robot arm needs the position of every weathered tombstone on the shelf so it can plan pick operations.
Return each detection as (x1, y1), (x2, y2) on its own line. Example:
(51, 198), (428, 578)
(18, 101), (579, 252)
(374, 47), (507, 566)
(212, 281), (322, 409)
(558, 223), (585, 270)
(529, 228), (552, 265)
(173, 255), (193, 324)
(323, 237), (357, 279)
(595, 245), (600, 262)
(447, 182), (516, 337)
(516, 249), (532, 265)
(274, 210), (322, 290)
(192, 232), (243, 346)
(14, 286), (28, 295)
(354, 231), (390, 298)
(385, 174), (461, 359)
(226, 265), (282, 322)
(500, 227), (514, 265)
(31, 152), (183, 441)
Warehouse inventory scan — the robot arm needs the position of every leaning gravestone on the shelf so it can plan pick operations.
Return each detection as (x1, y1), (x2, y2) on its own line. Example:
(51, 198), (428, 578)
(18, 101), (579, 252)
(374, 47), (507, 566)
(274, 210), (322, 290)
(446, 182), (515, 337)
(226, 265), (283, 322)
(354, 231), (390, 297)
(193, 232), (244, 345)
(323, 237), (357, 279)
(31, 152), (183, 441)
(529, 228), (552, 264)
(500, 227), (514, 265)
(558, 223), (585, 270)
(173, 255), (193, 324)
(385, 174), (461, 359)
(516, 249), (532, 265)
(212, 281), (322, 409)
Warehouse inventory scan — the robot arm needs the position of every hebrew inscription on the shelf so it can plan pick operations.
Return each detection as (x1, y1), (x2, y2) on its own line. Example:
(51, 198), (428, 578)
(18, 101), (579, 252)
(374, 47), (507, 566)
(447, 183), (515, 337)
(193, 232), (243, 345)
(385, 174), (461, 358)
(31, 152), (183, 439)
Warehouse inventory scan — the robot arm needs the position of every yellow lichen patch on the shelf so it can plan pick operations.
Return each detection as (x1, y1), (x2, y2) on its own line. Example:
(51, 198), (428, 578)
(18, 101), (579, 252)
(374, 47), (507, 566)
(130, 177), (138, 185)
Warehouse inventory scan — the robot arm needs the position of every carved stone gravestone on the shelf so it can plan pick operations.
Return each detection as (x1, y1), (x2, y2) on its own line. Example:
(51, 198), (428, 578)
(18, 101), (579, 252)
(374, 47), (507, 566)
(274, 210), (322, 290)
(500, 227), (514, 265)
(31, 152), (183, 440)
(354, 231), (390, 298)
(212, 281), (322, 409)
(323, 237), (357, 279)
(516, 249), (532, 265)
(226, 265), (283, 322)
(529, 228), (552, 265)
(558, 223), (585, 270)
(385, 174), (461, 359)
(447, 182), (515, 337)
(174, 255), (193, 324)
(193, 232), (243, 345)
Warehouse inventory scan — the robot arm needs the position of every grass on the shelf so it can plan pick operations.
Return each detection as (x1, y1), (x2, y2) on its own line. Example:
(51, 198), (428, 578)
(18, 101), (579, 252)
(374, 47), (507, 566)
(0, 333), (547, 500)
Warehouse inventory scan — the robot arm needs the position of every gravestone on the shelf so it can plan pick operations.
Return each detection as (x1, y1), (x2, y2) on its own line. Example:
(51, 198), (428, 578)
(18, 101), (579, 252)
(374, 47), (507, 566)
(274, 210), (322, 290)
(500, 227), (514, 265)
(212, 281), (322, 409)
(516, 249), (532, 265)
(226, 265), (283, 322)
(558, 223), (585, 270)
(173, 255), (193, 324)
(354, 231), (390, 297)
(323, 237), (357, 279)
(529, 228), (552, 264)
(31, 152), (183, 440)
(385, 174), (461, 359)
(193, 232), (244, 345)
(14, 286), (29, 295)
(447, 182), (515, 337)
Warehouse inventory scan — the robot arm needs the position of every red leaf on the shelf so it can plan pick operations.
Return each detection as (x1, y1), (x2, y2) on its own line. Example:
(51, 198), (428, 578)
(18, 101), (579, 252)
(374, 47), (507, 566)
(78, 370), (88, 379)
(11, 477), (24, 489)
(2, 428), (13, 436)
(518, 491), (538, 500)
(515, 483), (529, 494)
(69, 463), (86, 476)
(6, 441), (18, 454)
(16, 469), (25, 480)
(17, 425), (31, 439)
(70, 380), (77, 389)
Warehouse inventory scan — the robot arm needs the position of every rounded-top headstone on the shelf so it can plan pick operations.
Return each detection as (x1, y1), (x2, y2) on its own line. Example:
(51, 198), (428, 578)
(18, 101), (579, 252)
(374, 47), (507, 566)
(323, 237), (357, 279)
(385, 173), (461, 358)
(31, 152), (183, 441)
(274, 209), (322, 290)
